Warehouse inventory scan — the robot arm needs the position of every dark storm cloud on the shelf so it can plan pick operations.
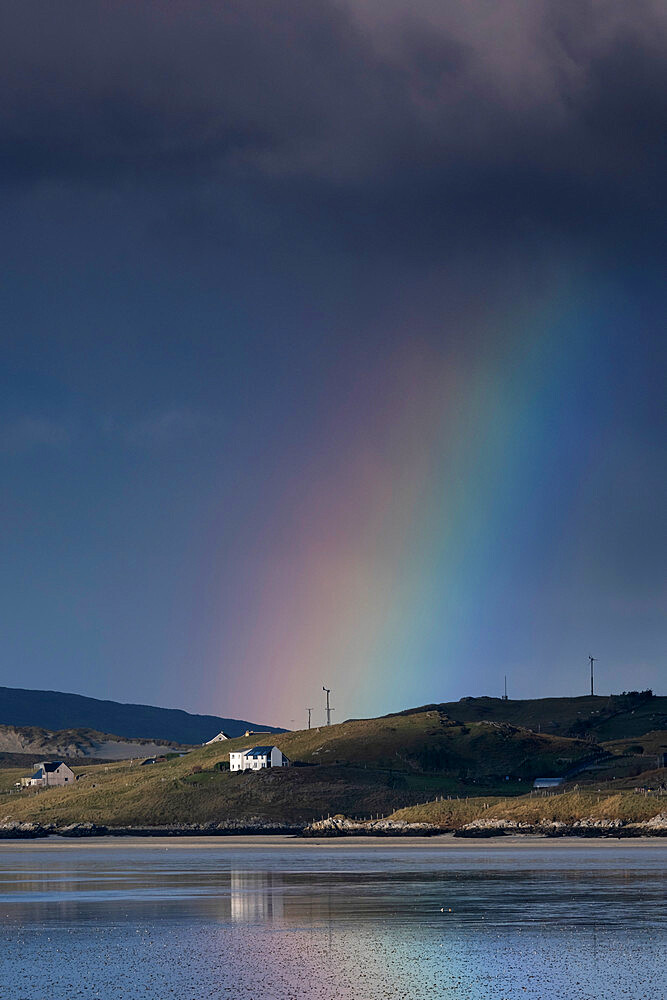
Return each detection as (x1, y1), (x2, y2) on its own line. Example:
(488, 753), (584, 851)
(1, 0), (665, 250)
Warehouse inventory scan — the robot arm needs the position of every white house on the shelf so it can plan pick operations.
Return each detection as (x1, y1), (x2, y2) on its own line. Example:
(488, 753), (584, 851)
(230, 746), (290, 772)
(24, 761), (75, 788)
(204, 731), (231, 745)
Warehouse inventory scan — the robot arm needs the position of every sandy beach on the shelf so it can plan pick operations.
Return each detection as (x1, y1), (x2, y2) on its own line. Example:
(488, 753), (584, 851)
(2, 833), (666, 850)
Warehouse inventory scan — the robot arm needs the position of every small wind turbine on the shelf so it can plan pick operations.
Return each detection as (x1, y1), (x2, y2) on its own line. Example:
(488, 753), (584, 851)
(589, 655), (597, 697)
(323, 686), (333, 726)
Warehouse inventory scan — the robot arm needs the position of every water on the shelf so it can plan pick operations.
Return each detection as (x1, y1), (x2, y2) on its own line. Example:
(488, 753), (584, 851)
(0, 837), (664, 999)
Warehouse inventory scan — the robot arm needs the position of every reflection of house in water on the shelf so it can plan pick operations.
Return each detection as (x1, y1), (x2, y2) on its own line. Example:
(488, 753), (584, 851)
(229, 870), (342, 927)
(231, 871), (285, 923)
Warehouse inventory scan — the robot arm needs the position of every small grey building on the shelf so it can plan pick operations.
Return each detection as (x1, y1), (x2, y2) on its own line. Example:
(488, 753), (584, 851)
(26, 761), (75, 788)
(533, 777), (563, 789)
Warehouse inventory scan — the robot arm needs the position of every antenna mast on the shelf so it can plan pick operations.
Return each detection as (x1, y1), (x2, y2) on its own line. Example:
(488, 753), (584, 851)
(323, 686), (332, 726)
(307, 708), (312, 729)
(589, 655), (597, 697)
(502, 675), (508, 701)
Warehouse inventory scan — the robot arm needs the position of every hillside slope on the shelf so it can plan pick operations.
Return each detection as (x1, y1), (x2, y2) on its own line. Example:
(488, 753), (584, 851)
(0, 686), (284, 743)
(256, 710), (598, 781)
(1, 710), (602, 827)
(395, 692), (666, 741)
(389, 789), (666, 828)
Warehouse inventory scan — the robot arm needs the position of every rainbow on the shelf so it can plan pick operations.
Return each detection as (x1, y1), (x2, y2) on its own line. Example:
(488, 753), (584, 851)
(208, 272), (608, 727)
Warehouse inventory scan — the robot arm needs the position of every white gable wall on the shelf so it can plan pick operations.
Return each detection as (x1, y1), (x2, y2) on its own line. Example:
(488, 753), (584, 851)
(270, 747), (288, 767)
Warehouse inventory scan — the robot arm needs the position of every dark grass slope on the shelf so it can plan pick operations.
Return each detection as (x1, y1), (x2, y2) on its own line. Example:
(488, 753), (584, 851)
(387, 692), (666, 741)
(0, 686), (284, 744)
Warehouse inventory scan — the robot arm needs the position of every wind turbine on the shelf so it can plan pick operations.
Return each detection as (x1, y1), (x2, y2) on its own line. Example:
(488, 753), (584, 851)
(323, 686), (333, 726)
(589, 655), (597, 697)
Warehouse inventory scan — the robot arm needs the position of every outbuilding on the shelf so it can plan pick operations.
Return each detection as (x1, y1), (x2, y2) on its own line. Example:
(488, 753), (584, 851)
(204, 731), (231, 745)
(533, 777), (563, 789)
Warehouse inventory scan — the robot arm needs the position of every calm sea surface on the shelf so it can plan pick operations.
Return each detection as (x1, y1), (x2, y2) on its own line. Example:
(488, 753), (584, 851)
(0, 838), (664, 1000)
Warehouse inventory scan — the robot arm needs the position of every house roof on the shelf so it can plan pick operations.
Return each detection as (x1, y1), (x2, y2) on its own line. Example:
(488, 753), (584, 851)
(41, 762), (64, 772)
(205, 731), (230, 744)
(245, 746), (277, 757)
(30, 771), (43, 780)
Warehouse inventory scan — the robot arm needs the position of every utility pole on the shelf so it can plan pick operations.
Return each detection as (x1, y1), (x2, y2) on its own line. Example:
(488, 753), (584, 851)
(589, 655), (597, 697)
(307, 708), (312, 729)
(323, 686), (332, 726)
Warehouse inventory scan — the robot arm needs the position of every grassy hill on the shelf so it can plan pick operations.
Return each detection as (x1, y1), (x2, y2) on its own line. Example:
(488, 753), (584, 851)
(251, 710), (598, 782)
(389, 789), (666, 828)
(0, 686), (284, 743)
(0, 709), (603, 827)
(405, 691), (666, 741)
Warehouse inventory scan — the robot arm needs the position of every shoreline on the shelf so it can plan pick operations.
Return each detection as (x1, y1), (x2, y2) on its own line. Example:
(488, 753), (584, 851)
(0, 832), (665, 849)
(0, 827), (666, 848)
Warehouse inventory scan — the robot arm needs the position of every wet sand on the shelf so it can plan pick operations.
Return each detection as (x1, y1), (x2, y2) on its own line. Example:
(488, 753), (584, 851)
(2, 837), (664, 999)
(2, 832), (665, 849)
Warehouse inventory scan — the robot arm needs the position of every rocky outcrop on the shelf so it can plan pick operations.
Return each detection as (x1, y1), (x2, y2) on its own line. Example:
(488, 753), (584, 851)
(454, 815), (667, 838)
(1, 813), (664, 840)
(102, 820), (303, 836)
(54, 823), (109, 837)
(302, 816), (439, 837)
(0, 821), (50, 839)
(0, 819), (303, 838)
(636, 812), (667, 832)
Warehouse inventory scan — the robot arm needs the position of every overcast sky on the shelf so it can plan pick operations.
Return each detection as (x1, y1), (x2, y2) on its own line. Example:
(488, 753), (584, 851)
(1, 1), (664, 727)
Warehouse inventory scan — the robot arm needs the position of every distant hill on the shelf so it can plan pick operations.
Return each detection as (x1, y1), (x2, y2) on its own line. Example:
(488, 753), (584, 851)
(0, 686), (284, 744)
(0, 723), (188, 768)
(389, 692), (667, 741)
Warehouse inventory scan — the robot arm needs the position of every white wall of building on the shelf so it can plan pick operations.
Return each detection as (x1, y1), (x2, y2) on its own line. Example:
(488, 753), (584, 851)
(270, 748), (288, 767)
(229, 752), (246, 772)
(229, 747), (289, 772)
